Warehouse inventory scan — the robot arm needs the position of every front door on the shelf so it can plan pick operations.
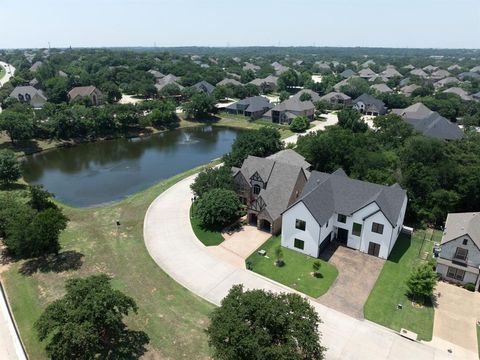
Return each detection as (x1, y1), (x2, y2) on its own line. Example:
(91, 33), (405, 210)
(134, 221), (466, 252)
(368, 242), (381, 257)
(337, 228), (348, 243)
(249, 213), (258, 226)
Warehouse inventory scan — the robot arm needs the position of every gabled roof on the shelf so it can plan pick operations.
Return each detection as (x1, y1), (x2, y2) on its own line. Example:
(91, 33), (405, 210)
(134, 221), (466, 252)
(443, 87), (472, 101)
(381, 68), (402, 78)
(249, 75), (278, 87)
(291, 89), (321, 103)
(29, 61), (43, 72)
(266, 149), (311, 170)
(370, 83), (393, 93)
(289, 169), (406, 226)
(442, 212), (480, 248)
(193, 80), (215, 94)
(431, 69), (450, 79)
(271, 97), (314, 113)
(353, 93), (385, 112)
(423, 65), (438, 72)
(155, 74), (183, 91)
(10, 85), (47, 100)
(400, 84), (420, 96)
(226, 96), (272, 113)
(458, 72), (480, 80)
(340, 69), (356, 78)
(148, 69), (165, 79)
(68, 86), (99, 99)
(243, 62), (260, 72)
(358, 68), (377, 78)
(434, 77), (460, 88)
(392, 103), (463, 140)
(410, 68), (428, 78)
(320, 92), (351, 102)
(470, 66), (480, 73)
(216, 78), (242, 86)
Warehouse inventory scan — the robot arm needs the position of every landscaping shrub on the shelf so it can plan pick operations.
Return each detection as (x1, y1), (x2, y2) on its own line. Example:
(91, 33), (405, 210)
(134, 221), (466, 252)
(194, 188), (242, 229)
(290, 116), (310, 133)
(465, 283), (476, 292)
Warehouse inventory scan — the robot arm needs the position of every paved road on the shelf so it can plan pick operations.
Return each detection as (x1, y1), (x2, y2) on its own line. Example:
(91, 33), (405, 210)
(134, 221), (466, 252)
(144, 175), (476, 360)
(283, 112), (338, 145)
(0, 283), (27, 360)
(0, 61), (15, 88)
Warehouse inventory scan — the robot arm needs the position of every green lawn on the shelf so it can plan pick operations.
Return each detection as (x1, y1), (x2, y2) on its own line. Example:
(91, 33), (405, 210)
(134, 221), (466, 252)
(246, 236), (338, 298)
(189, 203), (224, 246)
(0, 64), (5, 79)
(364, 231), (436, 341)
(2, 164), (219, 359)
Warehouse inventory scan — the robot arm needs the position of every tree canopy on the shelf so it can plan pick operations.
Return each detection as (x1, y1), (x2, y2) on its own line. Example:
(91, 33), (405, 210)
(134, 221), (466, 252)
(0, 149), (21, 184)
(35, 275), (149, 359)
(194, 188), (242, 229)
(207, 285), (325, 360)
(190, 166), (234, 197)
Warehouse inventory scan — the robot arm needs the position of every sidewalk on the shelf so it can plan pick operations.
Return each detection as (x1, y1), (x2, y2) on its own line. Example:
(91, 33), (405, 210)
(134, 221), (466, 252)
(143, 175), (475, 360)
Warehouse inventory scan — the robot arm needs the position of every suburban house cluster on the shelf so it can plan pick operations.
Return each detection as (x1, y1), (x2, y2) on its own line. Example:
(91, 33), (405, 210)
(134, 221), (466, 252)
(232, 149), (408, 260)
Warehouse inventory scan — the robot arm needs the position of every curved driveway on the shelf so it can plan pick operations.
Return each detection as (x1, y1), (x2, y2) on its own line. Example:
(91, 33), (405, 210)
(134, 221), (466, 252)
(144, 175), (475, 360)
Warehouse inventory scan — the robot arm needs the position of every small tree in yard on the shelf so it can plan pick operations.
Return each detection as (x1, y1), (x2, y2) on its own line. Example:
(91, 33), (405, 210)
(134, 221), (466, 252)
(195, 188), (242, 229)
(207, 285), (326, 360)
(35, 275), (149, 359)
(290, 116), (310, 133)
(274, 245), (284, 267)
(0, 149), (21, 185)
(406, 263), (438, 304)
(312, 261), (322, 277)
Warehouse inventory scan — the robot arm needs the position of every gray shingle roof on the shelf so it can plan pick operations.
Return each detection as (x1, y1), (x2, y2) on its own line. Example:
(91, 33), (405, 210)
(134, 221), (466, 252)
(340, 69), (356, 78)
(193, 80), (215, 94)
(238, 153), (308, 220)
(267, 149), (311, 170)
(216, 78), (242, 86)
(443, 87), (472, 101)
(320, 92), (351, 102)
(271, 97), (314, 112)
(442, 212), (480, 248)
(291, 169), (406, 226)
(10, 85), (47, 100)
(353, 93), (386, 113)
(68, 86), (99, 99)
(226, 96), (272, 113)
(291, 89), (321, 103)
(370, 83), (393, 93)
(393, 103), (463, 140)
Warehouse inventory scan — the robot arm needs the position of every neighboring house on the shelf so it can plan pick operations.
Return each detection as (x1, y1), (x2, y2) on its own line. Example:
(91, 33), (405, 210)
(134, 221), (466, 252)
(243, 62), (261, 72)
(232, 150), (311, 234)
(340, 69), (356, 78)
(436, 212), (480, 290)
(291, 89), (321, 103)
(68, 86), (103, 105)
(315, 62), (331, 72)
(333, 78), (352, 92)
(470, 66), (480, 73)
(281, 169), (407, 259)
(447, 64), (462, 71)
(216, 78), (242, 87)
(472, 91), (480, 101)
(154, 74), (183, 92)
(403, 64), (415, 70)
(358, 68), (377, 80)
(458, 72), (480, 81)
(319, 92), (352, 107)
(370, 83), (393, 94)
(192, 80), (215, 94)
(263, 97), (315, 124)
(433, 77), (460, 89)
(423, 65), (438, 72)
(9, 85), (47, 108)
(249, 75), (278, 92)
(410, 68), (428, 78)
(29, 61), (43, 72)
(362, 60), (376, 68)
(400, 84), (420, 97)
(352, 93), (386, 116)
(392, 102), (464, 140)
(29, 78), (40, 88)
(148, 69), (165, 81)
(381, 67), (402, 79)
(443, 87), (472, 101)
(430, 69), (450, 80)
(224, 96), (272, 119)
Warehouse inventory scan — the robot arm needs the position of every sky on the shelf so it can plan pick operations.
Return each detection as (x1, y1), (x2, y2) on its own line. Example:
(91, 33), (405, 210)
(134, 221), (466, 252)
(2, 0), (479, 49)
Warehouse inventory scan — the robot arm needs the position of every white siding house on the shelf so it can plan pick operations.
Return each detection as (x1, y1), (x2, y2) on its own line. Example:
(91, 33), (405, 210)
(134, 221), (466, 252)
(282, 169), (407, 259)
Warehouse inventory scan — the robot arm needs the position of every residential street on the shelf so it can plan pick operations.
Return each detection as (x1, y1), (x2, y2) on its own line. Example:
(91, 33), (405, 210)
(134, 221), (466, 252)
(0, 61), (16, 113)
(144, 175), (476, 360)
(0, 282), (27, 360)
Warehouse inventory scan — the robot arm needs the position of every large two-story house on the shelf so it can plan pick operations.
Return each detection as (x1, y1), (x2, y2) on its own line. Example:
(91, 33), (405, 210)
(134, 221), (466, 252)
(281, 169), (407, 259)
(436, 212), (480, 290)
(352, 93), (386, 116)
(9, 85), (47, 109)
(263, 97), (315, 124)
(232, 150), (311, 234)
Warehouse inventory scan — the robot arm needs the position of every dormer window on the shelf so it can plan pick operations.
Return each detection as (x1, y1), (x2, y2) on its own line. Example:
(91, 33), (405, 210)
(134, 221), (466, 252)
(253, 184), (261, 195)
(463, 239), (468, 245)
(18, 94), (24, 101)
(25, 93), (31, 101)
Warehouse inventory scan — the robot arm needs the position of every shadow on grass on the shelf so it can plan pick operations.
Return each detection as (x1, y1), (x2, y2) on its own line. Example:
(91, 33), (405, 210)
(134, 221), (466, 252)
(0, 139), (43, 155)
(0, 182), (28, 191)
(388, 234), (412, 263)
(19, 250), (84, 276)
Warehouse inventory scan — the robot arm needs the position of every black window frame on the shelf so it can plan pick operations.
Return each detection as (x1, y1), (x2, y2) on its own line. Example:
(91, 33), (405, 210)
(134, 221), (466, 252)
(253, 184), (261, 195)
(352, 223), (362, 237)
(337, 214), (347, 223)
(447, 267), (465, 281)
(295, 219), (306, 231)
(371, 222), (384, 234)
(294, 238), (305, 250)
(463, 239), (468, 245)
(454, 247), (468, 261)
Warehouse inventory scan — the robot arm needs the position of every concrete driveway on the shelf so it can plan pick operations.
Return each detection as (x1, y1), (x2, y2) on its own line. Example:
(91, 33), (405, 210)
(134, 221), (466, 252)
(207, 225), (270, 269)
(432, 281), (480, 353)
(283, 113), (338, 145)
(317, 242), (385, 319)
(143, 175), (475, 359)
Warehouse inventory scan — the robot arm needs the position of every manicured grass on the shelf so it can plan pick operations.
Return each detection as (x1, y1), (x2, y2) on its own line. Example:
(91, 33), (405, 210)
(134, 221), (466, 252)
(189, 203), (224, 246)
(2, 164), (219, 359)
(246, 236), (338, 298)
(477, 325), (480, 357)
(364, 231), (435, 341)
(0, 64), (5, 79)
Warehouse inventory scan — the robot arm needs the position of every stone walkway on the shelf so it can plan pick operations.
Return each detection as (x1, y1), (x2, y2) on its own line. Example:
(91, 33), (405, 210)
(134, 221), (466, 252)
(143, 175), (475, 359)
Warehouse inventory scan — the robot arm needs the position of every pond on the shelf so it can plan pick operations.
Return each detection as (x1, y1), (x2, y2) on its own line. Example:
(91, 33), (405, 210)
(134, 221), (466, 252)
(22, 126), (242, 207)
